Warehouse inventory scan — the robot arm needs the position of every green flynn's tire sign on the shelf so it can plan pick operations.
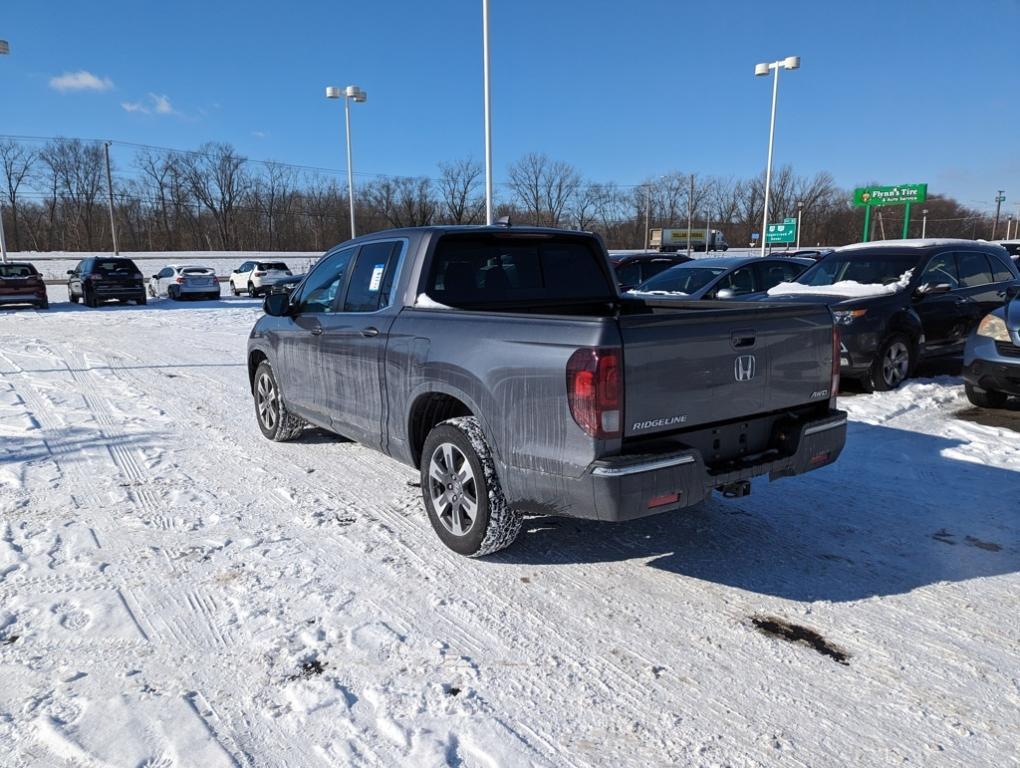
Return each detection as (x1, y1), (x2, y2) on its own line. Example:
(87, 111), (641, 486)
(853, 183), (927, 241)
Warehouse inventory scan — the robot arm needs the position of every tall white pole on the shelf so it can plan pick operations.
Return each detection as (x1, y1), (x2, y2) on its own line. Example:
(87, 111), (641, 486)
(760, 64), (780, 257)
(344, 94), (356, 238)
(104, 141), (120, 254)
(482, 0), (494, 224)
(643, 185), (650, 249)
(0, 202), (8, 264)
(796, 202), (803, 249)
(921, 209), (928, 238)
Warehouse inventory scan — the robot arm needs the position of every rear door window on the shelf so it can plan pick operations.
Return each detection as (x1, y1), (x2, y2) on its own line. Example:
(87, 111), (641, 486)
(343, 241), (403, 312)
(295, 248), (354, 313)
(428, 235), (613, 305)
(989, 256), (1014, 283)
(757, 261), (804, 291)
(956, 252), (993, 288)
(715, 266), (758, 295)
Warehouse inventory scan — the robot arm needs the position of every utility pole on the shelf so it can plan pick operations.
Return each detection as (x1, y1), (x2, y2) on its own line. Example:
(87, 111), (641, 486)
(482, 0), (494, 224)
(992, 190), (1005, 239)
(643, 185), (651, 250)
(0, 39), (9, 263)
(104, 141), (119, 254)
(686, 174), (694, 257)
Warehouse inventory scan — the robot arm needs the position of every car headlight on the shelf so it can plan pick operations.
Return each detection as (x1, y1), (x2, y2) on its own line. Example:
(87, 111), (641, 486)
(976, 313), (1010, 341)
(832, 309), (867, 325)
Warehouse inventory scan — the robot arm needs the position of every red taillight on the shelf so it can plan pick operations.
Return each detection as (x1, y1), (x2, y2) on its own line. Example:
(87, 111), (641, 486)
(830, 326), (841, 407)
(175, 277), (185, 284)
(254, 271), (267, 277)
(566, 347), (622, 439)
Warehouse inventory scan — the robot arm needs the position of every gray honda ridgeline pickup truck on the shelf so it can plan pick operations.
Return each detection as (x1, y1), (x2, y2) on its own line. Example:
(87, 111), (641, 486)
(247, 225), (847, 557)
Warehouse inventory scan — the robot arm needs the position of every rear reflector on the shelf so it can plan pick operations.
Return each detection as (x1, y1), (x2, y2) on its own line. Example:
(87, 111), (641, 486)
(647, 492), (680, 509)
(810, 451), (831, 466)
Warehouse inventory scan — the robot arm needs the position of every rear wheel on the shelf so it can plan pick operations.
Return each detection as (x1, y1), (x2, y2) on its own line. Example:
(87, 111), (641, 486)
(169, 286), (180, 301)
(135, 295), (147, 306)
(420, 416), (522, 557)
(69, 291), (79, 304)
(248, 281), (257, 297)
(865, 334), (913, 391)
(36, 299), (49, 310)
(84, 288), (98, 308)
(253, 361), (305, 441)
(965, 382), (1008, 409)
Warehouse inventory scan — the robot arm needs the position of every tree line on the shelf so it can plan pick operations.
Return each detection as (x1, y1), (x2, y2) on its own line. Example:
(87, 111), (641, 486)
(0, 137), (1005, 254)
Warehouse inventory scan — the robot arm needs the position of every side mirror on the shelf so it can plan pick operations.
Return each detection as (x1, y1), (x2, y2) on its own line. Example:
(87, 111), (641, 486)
(263, 291), (291, 317)
(66, 270), (74, 275)
(151, 274), (159, 279)
(714, 288), (735, 299)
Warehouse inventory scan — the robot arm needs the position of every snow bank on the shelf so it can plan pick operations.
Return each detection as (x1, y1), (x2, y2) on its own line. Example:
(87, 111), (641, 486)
(768, 269), (913, 299)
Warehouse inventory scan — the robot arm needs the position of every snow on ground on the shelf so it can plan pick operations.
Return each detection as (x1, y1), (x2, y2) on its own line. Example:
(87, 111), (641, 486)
(1, 288), (1019, 767)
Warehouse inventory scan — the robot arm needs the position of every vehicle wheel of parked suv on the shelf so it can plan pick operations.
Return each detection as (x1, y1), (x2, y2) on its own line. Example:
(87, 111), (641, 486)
(252, 360), (305, 441)
(231, 282), (240, 296)
(69, 292), (79, 304)
(169, 286), (180, 301)
(84, 288), (98, 308)
(420, 416), (523, 557)
(136, 295), (147, 306)
(36, 299), (49, 310)
(965, 382), (1008, 409)
(248, 281), (257, 298)
(865, 333), (913, 392)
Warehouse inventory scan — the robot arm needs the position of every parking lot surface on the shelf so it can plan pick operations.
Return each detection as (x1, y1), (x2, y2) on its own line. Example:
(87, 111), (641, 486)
(1, 289), (1018, 767)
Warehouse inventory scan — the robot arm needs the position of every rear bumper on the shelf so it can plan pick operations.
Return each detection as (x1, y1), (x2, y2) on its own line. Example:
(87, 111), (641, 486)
(584, 410), (847, 522)
(0, 292), (46, 305)
(93, 285), (145, 298)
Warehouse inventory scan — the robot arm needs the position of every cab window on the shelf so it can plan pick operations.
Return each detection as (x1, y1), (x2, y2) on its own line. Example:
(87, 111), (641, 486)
(715, 266), (758, 295)
(758, 261), (804, 290)
(294, 248), (355, 313)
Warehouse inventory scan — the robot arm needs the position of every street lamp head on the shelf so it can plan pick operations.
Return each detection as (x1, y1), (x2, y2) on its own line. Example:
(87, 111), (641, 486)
(783, 55), (801, 70)
(325, 86), (341, 99)
(352, 91), (367, 103)
(344, 85), (364, 99)
(754, 62), (770, 76)
(0, 40), (9, 55)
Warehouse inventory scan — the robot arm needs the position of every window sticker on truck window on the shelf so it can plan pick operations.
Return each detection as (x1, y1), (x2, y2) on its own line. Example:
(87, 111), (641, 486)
(368, 265), (385, 292)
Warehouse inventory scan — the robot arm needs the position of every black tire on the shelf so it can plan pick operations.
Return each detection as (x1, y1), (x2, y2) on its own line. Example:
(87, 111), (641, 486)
(135, 295), (147, 306)
(37, 299), (49, 310)
(169, 286), (180, 301)
(84, 288), (98, 308)
(865, 333), (913, 392)
(965, 382), (1008, 409)
(231, 281), (240, 297)
(69, 291), (79, 304)
(252, 360), (305, 441)
(420, 416), (523, 557)
(247, 281), (256, 297)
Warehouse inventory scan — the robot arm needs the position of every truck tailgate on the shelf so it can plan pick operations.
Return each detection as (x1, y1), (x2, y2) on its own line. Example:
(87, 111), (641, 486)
(618, 300), (833, 437)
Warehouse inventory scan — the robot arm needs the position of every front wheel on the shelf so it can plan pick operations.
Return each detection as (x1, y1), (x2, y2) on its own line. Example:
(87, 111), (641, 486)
(866, 334), (913, 392)
(69, 290), (80, 304)
(252, 360), (305, 441)
(965, 382), (1008, 409)
(420, 416), (522, 557)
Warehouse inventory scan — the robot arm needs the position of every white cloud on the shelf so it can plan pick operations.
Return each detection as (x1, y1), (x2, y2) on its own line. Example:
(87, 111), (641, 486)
(252, 130), (268, 139)
(121, 93), (179, 116)
(49, 70), (114, 92)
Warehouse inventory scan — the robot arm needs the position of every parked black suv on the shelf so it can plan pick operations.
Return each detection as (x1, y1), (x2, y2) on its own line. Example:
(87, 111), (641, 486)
(762, 240), (1020, 391)
(68, 257), (147, 307)
(608, 251), (691, 292)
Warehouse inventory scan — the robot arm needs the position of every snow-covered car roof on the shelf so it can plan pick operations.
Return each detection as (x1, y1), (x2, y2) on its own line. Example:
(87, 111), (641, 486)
(166, 264), (215, 271)
(838, 239), (997, 252)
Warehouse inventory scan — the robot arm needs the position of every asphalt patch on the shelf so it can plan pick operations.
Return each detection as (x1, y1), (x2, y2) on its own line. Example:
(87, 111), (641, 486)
(751, 615), (849, 666)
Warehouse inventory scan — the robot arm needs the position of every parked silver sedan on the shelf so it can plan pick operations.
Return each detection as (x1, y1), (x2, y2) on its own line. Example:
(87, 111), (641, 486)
(963, 296), (1020, 407)
(148, 265), (221, 300)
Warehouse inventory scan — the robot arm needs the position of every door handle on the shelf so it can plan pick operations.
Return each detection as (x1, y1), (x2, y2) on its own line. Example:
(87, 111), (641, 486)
(361, 327), (380, 338)
(310, 326), (323, 336)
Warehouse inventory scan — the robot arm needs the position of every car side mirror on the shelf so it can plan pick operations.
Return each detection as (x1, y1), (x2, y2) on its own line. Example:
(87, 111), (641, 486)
(151, 274), (159, 279)
(714, 288), (735, 299)
(263, 291), (292, 317)
(66, 270), (74, 275)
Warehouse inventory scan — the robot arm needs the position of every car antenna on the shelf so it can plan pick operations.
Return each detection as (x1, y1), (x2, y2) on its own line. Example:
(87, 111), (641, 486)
(496, 215), (512, 228)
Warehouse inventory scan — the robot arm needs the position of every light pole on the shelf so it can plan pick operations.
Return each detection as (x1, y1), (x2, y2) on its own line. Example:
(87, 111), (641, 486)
(643, 185), (651, 250)
(1006, 216), (1013, 240)
(921, 208), (929, 238)
(326, 84), (367, 238)
(754, 55), (800, 256)
(992, 190), (1005, 239)
(796, 200), (803, 249)
(482, 0), (494, 225)
(0, 39), (9, 264)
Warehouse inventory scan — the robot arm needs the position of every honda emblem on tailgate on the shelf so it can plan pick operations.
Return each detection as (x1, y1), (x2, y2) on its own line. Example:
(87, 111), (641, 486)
(734, 354), (756, 382)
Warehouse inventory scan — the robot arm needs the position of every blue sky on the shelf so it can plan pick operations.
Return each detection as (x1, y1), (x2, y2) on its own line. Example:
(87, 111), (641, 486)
(2, 0), (1019, 212)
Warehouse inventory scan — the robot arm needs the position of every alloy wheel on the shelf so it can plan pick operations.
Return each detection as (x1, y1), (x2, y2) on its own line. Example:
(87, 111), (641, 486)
(882, 341), (910, 388)
(256, 372), (278, 430)
(428, 442), (479, 536)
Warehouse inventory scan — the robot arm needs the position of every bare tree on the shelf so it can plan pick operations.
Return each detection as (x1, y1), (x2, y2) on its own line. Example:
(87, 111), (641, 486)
(183, 143), (249, 249)
(40, 138), (107, 250)
(0, 140), (38, 252)
(507, 153), (581, 227)
(438, 158), (484, 224)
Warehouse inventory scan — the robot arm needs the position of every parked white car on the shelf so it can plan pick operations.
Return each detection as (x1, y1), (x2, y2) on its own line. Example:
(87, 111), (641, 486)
(148, 265), (221, 300)
(228, 260), (293, 297)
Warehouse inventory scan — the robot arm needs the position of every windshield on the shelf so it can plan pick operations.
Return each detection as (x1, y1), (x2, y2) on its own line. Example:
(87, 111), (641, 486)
(635, 265), (726, 294)
(797, 252), (922, 287)
(182, 268), (213, 275)
(0, 264), (38, 278)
